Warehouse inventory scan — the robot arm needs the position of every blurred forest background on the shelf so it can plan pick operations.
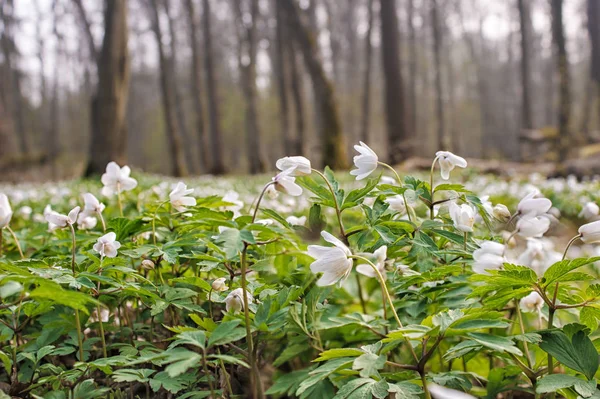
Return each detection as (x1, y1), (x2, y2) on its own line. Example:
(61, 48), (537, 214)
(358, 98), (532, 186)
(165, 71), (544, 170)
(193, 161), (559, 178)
(0, 0), (599, 179)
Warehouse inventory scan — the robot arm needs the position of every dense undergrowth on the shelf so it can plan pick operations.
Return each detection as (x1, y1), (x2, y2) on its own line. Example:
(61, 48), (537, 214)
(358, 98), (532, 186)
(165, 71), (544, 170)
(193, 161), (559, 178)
(1, 148), (600, 398)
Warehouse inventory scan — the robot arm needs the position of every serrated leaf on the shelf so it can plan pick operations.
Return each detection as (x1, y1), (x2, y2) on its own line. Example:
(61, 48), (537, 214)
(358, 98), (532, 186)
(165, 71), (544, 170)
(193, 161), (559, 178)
(540, 330), (599, 380)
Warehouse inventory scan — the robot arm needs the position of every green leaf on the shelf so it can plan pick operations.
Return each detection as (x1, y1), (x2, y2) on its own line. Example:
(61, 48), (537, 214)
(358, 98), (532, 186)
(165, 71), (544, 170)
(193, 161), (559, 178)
(30, 283), (100, 315)
(296, 358), (353, 395)
(542, 257), (600, 287)
(314, 348), (364, 362)
(536, 374), (597, 395)
(467, 333), (522, 356)
(208, 320), (246, 347)
(540, 330), (599, 380)
(352, 353), (386, 378)
(208, 354), (250, 368)
(213, 228), (244, 259)
(112, 368), (155, 383)
(581, 307), (600, 331)
(342, 174), (381, 210)
(172, 330), (206, 350)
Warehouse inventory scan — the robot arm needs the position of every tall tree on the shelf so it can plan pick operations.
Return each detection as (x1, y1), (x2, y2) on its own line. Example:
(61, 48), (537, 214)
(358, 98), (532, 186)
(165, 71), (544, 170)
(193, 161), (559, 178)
(202, 0), (226, 174)
(78, 0), (130, 176)
(280, 0), (347, 169)
(379, 0), (409, 163)
(431, 0), (445, 150)
(287, 37), (305, 155)
(518, 0), (534, 144)
(184, 0), (210, 171)
(407, 0), (418, 137)
(550, 0), (571, 163)
(146, 0), (188, 177)
(588, 0), (600, 141)
(273, 0), (292, 155)
(232, 0), (266, 174)
(360, 0), (374, 142)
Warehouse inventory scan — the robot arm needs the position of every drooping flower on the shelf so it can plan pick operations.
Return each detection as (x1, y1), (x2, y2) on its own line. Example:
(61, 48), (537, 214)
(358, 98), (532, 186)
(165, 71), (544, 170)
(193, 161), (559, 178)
(225, 288), (254, 313)
(308, 231), (353, 286)
(356, 246), (387, 279)
(0, 194), (13, 229)
(493, 204), (511, 223)
(169, 182), (196, 212)
(579, 220), (600, 244)
(286, 215), (307, 226)
(45, 206), (80, 228)
(350, 142), (378, 180)
(272, 168), (303, 196)
(83, 193), (105, 216)
(472, 241), (505, 274)
(385, 195), (406, 214)
(517, 191), (551, 217)
(101, 162), (138, 197)
(275, 156), (312, 176)
(141, 259), (155, 270)
(93, 232), (121, 258)
(516, 215), (550, 238)
(449, 202), (476, 233)
(265, 184), (279, 199)
(77, 214), (98, 230)
(520, 292), (544, 313)
(212, 277), (228, 292)
(579, 202), (600, 221)
(435, 151), (467, 180)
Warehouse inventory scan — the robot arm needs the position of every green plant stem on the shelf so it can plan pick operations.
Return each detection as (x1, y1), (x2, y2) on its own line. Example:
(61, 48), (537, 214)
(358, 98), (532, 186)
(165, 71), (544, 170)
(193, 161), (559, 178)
(0, 229), (3, 257)
(429, 156), (440, 220)
(97, 211), (107, 232)
(355, 273), (367, 314)
(240, 245), (258, 399)
(74, 309), (85, 361)
(117, 183), (124, 217)
(152, 200), (169, 245)
(202, 348), (217, 398)
(561, 234), (581, 260)
(377, 162), (413, 223)
(6, 226), (24, 259)
(68, 223), (77, 274)
(312, 169), (346, 239)
(515, 300), (533, 369)
(217, 348), (234, 397)
(252, 182), (275, 223)
(463, 232), (468, 273)
(208, 288), (214, 319)
(97, 304), (107, 358)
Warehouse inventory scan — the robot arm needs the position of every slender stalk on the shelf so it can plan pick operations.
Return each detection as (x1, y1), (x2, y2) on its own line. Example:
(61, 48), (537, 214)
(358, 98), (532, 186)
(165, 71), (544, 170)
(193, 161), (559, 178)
(0, 229), (3, 256)
(208, 288), (214, 319)
(515, 300), (533, 369)
(201, 348), (217, 398)
(252, 182), (275, 223)
(561, 234), (581, 260)
(68, 223), (77, 274)
(463, 232), (468, 273)
(97, 304), (107, 358)
(377, 162), (413, 223)
(74, 309), (85, 361)
(312, 169), (346, 239)
(429, 156), (440, 220)
(217, 348), (234, 397)
(355, 273), (367, 314)
(152, 200), (169, 245)
(97, 211), (106, 232)
(117, 183), (124, 217)
(5, 226), (24, 259)
(240, 246), (257, 399)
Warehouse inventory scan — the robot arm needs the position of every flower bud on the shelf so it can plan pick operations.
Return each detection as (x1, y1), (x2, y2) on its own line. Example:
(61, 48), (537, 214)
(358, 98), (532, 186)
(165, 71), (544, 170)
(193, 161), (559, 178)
(212, 277), (228, 292)
(141, 259), (155, 270)
(492, 204), (511, 223)
(579, 220), (600, 244)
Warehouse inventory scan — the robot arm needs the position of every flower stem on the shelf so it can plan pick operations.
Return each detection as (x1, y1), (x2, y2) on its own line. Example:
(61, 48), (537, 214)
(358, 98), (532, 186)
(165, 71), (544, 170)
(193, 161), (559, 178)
(97, 211), (107, 232)
(252, 182), (275, 223)
(68, 223), (77, 274)
(97, 304), (107, 358)
(202, 348), (217, 398)
(561, 234), (581, 260)
(355, 273), (367, 314)
(0, 230), (3, 257)
(152, 200), (169, 245)
(5, 226), (24, 259)
(377, 162), (413, 223)
(312, 169), (346, 239)
(515, 300), (533, 369)
(74, 309), (85, 361)
(241, 245), (259, 399)
(429, 156), (440, 220)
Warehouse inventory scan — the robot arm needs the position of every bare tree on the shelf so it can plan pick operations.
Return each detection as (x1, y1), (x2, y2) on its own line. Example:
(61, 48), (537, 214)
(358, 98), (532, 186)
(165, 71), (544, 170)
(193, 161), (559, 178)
(380, 0), (410, 163)
(518, 0), (534, 145)
(407, 0), (418, 137)
(202, 0), (226, 174)
(77, 0), (130, 176)
(273, 0), (292, 155)
(550, 0), (571, 163)
(588, 0), (600, 141)
(280, 0), (347, 169)
(431, 0), (446, 150)
(288, 37), (305, 155)
(360, 0), (374, 142)
(184, 0), (210, 171)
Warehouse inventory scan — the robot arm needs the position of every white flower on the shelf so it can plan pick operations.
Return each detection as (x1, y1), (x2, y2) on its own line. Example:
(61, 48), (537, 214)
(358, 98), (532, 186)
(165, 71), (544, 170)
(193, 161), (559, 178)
(212, 277), (228, 292)
(428, 383), (476, 399)
(350, 142), (378, 180)
(0, 194), (13, 228)
(45, 206), (80, 228)
(493, 204), (511, 223)
(273, 168), (303, 196)
(472, 241), (505, 274)
(255, 218), (274, 226)
(18, 206), (32, 219)
(357, 246), (387, 279)
(83, 193), (105, 216)
(286, 215), (306, 226)
(385, 195), (406, 214)
(449, 202), (476, 233)
(265, 184), (279, 199)
(141, 259), (155, 270)
(520, 292), (544, 313)
(517, 239), (561, 276)
(101, 161), (138, 197)
(222, 191), (244, 215)
(435, 151), (467, 180)
(517, 191), (551, 217)
(169, 182), (196, 212)
(93, 232), (121, 258)
(77, 214), (98, 230)
(579, 202), (600, 221)
(275, 156), (312, 176)
(225, 288), (253, 313)
(579, 220), (600, 244)
(308, 231), (353, 286)
(516, 215), (550, 238)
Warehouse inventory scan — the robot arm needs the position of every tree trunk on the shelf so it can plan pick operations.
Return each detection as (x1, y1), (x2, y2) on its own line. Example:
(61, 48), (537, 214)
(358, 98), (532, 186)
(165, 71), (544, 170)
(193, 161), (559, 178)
(550, 0), (570, 163)
(147, 0), (188, 177)
(184, 0), (210, 172)
(273, 0), (292, 155)
(407, 0), (418, 138)
(280, 0), (347, 169)
(431, 0), (445, 150)
(164, 0), (197, 173)
(288, 38), (306, 156)
(588, 0), (600, 141)
(202, 0), (226, 174)
(231, 0), (266, 174)
(360, 0), (374, 143)
(379, 0), (409, 163)
(518, 0), (533, 154)
(85, 0), (130, 176)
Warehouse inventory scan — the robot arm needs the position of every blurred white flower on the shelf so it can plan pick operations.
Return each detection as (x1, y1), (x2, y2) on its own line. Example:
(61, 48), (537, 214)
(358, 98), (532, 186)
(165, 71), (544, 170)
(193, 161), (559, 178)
(101, 162), (138, 197)
(579, 220), (600, 244)
(211, 277), (228, 292)
(18, 206), (32, 220)
(82, 193), (105, 216)
(356, 246), (387, 279)
(0, 194), (13, 229)
(273, 168), (303, 196)
(225, 288), (253, 313)
(222, 191), (244, 216)
(169, 182), (196, 212)
(517, 191), (551, 217)
(493, 204), (511, 223)
(255, 218), (274, 226)
(449, 202), (476, 233)
(428, 383), (476, 399)
(275, 156), (311, 176)
(286, 215), (306, 226)
(385, 195), (406, 214)
(77, 214), (98, 230)
(350, 142), (378, 180)
(265, 184), (279, 199)
(45, 206), (80, 228)
(308, 231), (353, 286)
(516, 215), (550, 238)
(520, 292), (544, 313)
(579, 202), (599, 221)
(436, 151), (467, 180)
(472, 241), (505, 274)
(141, 259), (155, 270)
(93, 232), (121, 258)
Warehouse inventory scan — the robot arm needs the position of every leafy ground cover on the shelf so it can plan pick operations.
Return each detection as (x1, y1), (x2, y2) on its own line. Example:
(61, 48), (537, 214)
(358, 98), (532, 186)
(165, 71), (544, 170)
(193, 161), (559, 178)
(1, 150), (600, 398)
